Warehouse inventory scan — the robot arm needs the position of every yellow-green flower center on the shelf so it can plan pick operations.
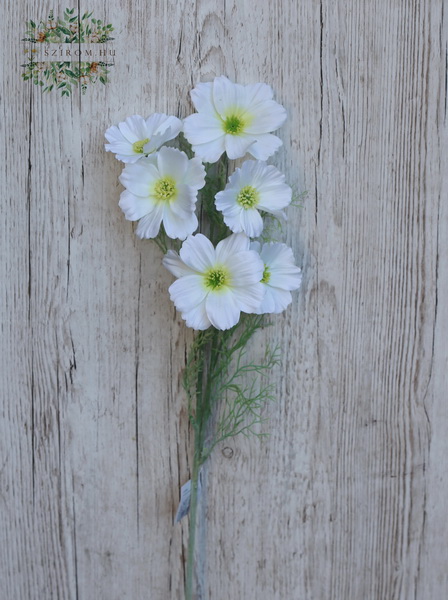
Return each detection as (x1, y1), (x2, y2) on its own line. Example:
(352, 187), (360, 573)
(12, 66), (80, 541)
(261, 265), (271, 284)
(132, 138), (150, 154)
(223, 114), (245, 135)
(237, 186), (259, 209)
(154, 177), (177, 202)
(204, 267), (229, 290)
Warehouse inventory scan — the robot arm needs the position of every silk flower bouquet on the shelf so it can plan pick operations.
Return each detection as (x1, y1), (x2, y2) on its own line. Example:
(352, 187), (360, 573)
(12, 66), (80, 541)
(105, 76), (302, 599)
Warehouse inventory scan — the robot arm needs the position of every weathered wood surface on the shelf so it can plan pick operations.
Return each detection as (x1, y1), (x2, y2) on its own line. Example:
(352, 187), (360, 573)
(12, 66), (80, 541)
(1, 1), (447, 598)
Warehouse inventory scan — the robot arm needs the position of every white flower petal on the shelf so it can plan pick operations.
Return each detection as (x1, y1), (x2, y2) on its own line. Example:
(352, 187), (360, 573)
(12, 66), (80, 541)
(168, 185), (196, 218)
(117, 154), (142, 163)
(184, 158), (206, 190)
(236, 160), (265, 185)
(239, 208), (264, 237)
(215, 189), (239, 212)
(260, 242), (295, 268)
(254, 286), (275, 314)
(157, 146), (188, 179)
(190, 82), (214, 113)
(230, 283), (265, 313)
(119, 115), (144, 142)
(163, 205), (198, 240)
(163, 250), (197, 278)
(258, 184), (292, 211)
(244, 82), (274, 106)
(215, 232), (250, 263)
(119, 190), (155, 221)
(269, 270), (302, 290)
(183, 113), (224, 145)
(168, 275), (208, 313)
(135, 204), (164, 238)
(119, 161), (159, 196)
(244, 161), (283, 187)
(182, 301), (212, 330)
(215, 190), (242, 231)
(212, 75), (246, 117)
(221, 209), (244, 233)
(191, 138), (226, 163)
(205, 290), (241, 330)
(256, 287), (292, 314)
(142, 134), (167, 155)
(224, 135), (255, 159)
(226, 250), (264, 285)
(147, 113), (182, 138)
(180, 234), (216, 271)
(104, 125), (126, 144)
(105, 140), (134, 155)
(247, 134), (283, 160)
(245, 100), (287, 134)
(250, 241), (261, 253)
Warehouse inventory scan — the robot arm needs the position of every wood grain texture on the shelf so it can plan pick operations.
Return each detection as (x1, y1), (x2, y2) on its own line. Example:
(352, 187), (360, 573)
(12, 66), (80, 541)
(1, 0), (447, 599)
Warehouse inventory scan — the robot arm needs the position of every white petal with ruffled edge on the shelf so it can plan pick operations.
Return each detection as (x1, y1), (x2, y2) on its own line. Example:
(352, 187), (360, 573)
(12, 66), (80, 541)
(180, 234), (216, 272)
(119, 160), (158, 197)
(256, 287), (292, 314)
(215, 232), (250, 263)
(163, 250), (197, 278)
(244, 101), (287, 135)
(168, 275), (208, 313)
(224, 135), (255, 160)
(190, 82), (214, 113)
(163, 205), (198, 240)
(182, 302), (212, 330)
(119, 190), (156, 221)
(188, 138), (226, 163)
(156, 146), (189, 180)
(245, 134), (283, 161)
(168, 185), (196, 218)
(135, 205), (164, 239)
(185, 158), (208, 190)
(212, 76), (244, 117)
(183, 114), (225, 146)
(241, 210), (264, 238)
(225, 250), (264, 286)
(230, 284), (265, 313)
(206, 290), (241, 330)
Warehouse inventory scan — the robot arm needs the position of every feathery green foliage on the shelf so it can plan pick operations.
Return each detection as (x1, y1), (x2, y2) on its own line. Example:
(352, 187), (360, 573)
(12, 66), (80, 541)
(182, 314), (279, 466)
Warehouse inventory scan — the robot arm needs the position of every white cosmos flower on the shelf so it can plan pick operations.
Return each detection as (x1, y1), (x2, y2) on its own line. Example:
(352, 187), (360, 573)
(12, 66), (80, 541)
(105, 113), (182, 163)
(183, 76), (287, 163)
(215, 160), (292, 237)
(163, 233), (265, 330)
(251, 241), (302, 314)
(118, 146), (206, 240)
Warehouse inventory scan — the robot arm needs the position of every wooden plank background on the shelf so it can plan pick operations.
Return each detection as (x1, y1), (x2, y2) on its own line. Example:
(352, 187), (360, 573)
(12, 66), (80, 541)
(1, 1), (447, 598)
